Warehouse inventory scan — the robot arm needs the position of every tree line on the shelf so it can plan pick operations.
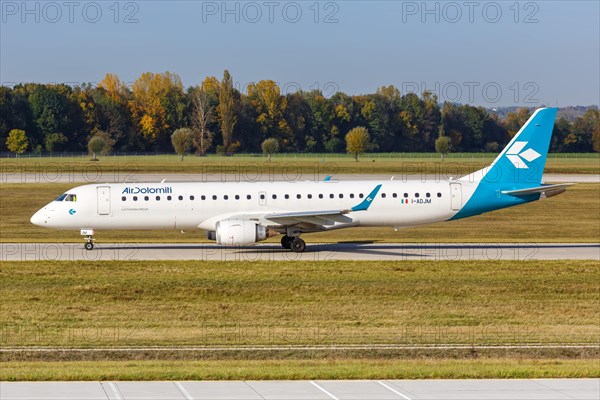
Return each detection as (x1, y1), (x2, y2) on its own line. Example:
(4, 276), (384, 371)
(1, 70), (599, 156)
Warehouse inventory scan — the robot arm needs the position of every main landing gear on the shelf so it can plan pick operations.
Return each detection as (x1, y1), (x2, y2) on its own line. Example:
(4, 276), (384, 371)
(281, 235), (306, 253)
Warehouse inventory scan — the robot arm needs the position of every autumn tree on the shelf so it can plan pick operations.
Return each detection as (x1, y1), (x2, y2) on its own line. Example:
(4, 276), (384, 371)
(218, 70), (237, 150)
(6, 129), (28, 156)
(504, 108), (532, 137)
(564, 109), (599, 152)
(247, 80), (291, 147)
(97, 73), (129, 103)
(435, 135), (451, 161)
(345, 126), (370, 161)
(130, 72), (185, 148)
(261, 138), (279, 162)
(171, 128), (192, 161)
(190, 86), (214, 155)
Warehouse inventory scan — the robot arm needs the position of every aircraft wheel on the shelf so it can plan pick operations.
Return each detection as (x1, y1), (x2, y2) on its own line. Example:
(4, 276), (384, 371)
(84, 242), (94, 251)
(290, 237), (306, 253)
(281, 235), (292, 249)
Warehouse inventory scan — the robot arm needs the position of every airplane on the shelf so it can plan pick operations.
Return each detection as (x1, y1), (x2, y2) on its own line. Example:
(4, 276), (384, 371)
(31, 108), (572, 253)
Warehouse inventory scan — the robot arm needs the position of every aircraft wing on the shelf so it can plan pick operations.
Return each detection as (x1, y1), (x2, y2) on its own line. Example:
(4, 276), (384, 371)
(263, 184), (382, 228)
(199, 184), (382, 232)
(263, 184), (381, 225)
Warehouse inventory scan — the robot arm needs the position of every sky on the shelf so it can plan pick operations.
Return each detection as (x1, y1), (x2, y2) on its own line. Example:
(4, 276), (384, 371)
(1, 0), (599, 107)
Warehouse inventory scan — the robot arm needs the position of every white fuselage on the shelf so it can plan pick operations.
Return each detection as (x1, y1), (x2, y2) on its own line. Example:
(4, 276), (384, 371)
(31, 180), (476, 232)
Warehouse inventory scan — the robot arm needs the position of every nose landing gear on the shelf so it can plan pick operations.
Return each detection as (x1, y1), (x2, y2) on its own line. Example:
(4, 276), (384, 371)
(81, 229), (95, 251)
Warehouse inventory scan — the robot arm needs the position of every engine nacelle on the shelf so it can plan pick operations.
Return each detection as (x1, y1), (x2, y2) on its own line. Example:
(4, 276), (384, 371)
(214, 220), (271, 246)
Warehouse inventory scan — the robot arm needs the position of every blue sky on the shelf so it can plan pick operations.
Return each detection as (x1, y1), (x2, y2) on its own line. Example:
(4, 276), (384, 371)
(1, 1), (598, 106)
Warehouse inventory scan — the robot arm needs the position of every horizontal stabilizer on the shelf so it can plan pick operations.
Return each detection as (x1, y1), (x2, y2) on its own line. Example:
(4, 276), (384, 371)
(501, 183), (574, 197)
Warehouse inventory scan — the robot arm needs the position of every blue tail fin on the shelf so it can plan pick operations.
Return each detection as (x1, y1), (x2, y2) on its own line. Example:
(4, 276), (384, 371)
(464, 108), (557, 185)
(453, 108), (558, 220)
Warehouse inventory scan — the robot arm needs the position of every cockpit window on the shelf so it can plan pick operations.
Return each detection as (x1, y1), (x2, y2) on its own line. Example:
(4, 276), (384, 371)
(55, 194), (77, 202)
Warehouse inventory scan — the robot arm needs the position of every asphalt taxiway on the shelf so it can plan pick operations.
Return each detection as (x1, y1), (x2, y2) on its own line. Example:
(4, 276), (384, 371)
(1, 242), (598, 261)
(1, 379), (598, 399)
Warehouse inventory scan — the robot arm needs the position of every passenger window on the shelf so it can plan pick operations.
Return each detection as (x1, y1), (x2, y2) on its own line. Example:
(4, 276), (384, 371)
(212, 195), (217, 200)
(260, 194), (265, 200)
(224, 195), (229, 200)
(297, 194), (301, 199)
(359, 194), (364, 198)
(190, 195), (194, 200)
(308, 194), (312, 199)
(415, 193), (420, 198)
(437, 192), (442, 197)
(339, 194), (344, 199)
(285, 194), (289, 199)
(178, 195), (183, 200)
(167, 196), (172, 201)
(319, 194), (323, 199)
(272, 194), (277, 199)
(247, 195), (252, 200)
(381, 193), (386, 198)
(404, 193), (408, 198)
(392, 193), (397, 198)
(156, 196), (161, 201)
(201, 195), (206, 200)
(235, 195), (240, 200)
(329, 194), (334, 199)
(350, 194), (354, 198)
(144, 196), (149, 201)
(121, 196), (126, 201)
(133, 196), (138, 201)
(426, 193), (430, 198)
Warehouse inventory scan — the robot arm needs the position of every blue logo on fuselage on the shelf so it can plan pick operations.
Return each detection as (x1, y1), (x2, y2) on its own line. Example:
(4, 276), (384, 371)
(69, 209), (76, 215)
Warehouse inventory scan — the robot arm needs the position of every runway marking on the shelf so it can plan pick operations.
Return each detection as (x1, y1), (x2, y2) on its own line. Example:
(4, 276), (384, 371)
(378, 381), (412, 400)
(174, 382), (194, 400)
(107, 382), (123, 400)
(310, 381), (339, 400)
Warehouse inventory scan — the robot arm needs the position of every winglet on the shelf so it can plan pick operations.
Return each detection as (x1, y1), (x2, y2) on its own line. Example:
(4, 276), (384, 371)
(351, 184), (382, 211)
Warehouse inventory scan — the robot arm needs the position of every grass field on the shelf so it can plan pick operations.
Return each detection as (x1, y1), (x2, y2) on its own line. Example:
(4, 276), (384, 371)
(1, 259), (598, 380)
(2, 153), (599, 175)
(1, 183), (598, 243)
(2, 359), (598, 381)
(2, 260), (597, 347)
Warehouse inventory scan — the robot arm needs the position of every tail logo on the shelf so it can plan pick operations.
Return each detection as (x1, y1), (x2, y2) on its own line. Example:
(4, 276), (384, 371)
(505, 141), (541, 169)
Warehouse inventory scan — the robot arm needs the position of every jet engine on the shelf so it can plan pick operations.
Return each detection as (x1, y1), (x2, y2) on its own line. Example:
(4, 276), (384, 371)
(211, 220), (274, 246)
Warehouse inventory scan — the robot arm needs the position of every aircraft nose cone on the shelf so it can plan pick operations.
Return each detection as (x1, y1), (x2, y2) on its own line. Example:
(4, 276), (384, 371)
(30, 210), (45, 226)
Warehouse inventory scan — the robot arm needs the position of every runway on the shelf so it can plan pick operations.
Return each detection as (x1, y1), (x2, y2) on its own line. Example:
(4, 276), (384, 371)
(1, 379), (598, 399)
(2, 242), (598, 261)
(1, 172), (597, 184)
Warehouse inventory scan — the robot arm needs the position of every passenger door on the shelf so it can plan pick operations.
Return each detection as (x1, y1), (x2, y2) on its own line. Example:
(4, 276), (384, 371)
(97, 186), (111, 215)
(450, 183), (462, 211)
